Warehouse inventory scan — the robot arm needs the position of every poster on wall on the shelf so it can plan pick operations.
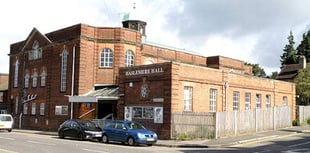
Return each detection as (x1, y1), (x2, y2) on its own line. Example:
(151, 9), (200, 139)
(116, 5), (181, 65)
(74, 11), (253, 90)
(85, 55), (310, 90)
(124, 107), (132, 121)
(154, 107), (163, 123)
(143, 107), (154, 119)
(132, 107), (142, 118)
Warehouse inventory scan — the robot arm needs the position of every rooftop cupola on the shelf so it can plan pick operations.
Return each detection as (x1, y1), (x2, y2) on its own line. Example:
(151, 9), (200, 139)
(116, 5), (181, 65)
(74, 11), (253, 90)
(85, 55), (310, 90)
(122, 3), (147, 42)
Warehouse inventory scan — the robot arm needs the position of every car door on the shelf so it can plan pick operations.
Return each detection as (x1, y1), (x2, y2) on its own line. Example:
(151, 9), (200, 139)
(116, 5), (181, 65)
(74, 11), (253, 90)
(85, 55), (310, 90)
(104, 121), (117, 141)
(114, 122), (127, 142)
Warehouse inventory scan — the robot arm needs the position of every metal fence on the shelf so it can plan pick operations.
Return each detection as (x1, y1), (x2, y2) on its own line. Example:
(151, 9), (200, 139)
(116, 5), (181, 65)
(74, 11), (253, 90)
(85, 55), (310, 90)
(296, 105), (310, 125)
(171, 106), (292, 139)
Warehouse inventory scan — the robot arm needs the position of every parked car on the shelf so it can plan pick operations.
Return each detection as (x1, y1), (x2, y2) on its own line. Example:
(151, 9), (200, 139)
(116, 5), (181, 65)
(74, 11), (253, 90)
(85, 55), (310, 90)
(0, 114), (13, 132)
(102, 120), (158, 146)
(58, 119), (102, 141)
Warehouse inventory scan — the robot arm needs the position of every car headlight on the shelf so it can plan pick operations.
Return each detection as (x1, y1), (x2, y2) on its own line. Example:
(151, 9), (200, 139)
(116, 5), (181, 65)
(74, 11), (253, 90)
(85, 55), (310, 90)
(137, 133), (145, 138)
(153, 133), (157, 138)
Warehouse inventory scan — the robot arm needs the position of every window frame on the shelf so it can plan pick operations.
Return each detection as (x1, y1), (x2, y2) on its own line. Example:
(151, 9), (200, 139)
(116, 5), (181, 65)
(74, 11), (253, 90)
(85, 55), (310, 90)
(125, 50), (134, 67)
(183, 86), (193, 112)
(60, 49), (68, 92)
(209, 88), (217, 112)
(282, 96), (288, 106)
(100, 48), (113, 68)
(233, 91), (239, 110)
(245, 92), (251, 110)
(266, 95), (271, 108)
(256, 94), (262, 108)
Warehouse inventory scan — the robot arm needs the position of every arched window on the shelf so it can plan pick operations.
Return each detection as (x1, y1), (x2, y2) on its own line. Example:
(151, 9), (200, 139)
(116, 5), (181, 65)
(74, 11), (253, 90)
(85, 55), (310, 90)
(125, 50), (134, 67)
(14, 60), (19, 87)
(100, 48), (113, 67)
(29, 40), (42, 60)
(60, 49), (68, 92)
(32, 69), (38, 88)
(40, 68), (47, 87)
(24, 70), (30, 88)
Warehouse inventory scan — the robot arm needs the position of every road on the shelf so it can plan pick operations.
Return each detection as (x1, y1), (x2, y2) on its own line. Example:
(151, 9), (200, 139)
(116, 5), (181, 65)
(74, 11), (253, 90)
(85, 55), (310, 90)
(0, 131), (309, 153)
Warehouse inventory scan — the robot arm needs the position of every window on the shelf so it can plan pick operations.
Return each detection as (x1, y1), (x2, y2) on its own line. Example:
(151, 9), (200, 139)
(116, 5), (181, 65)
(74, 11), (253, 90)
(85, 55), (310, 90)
(233, 91), (239, 110)
(32, 71), (38, 87)
(100, 48), (113, 67)
(24, 73), (30, 88)
(31, 103), (36, 115)
(29, 41), (42, 60)
(14, 60), (19, 87)
(184, 86), (193, 111)
(209, 89), (217, 112)
(60, 49), (68, 92)
(256, 94), (261, 108)
(266, 95), (271, 108)
(41, 69), (47, 87)
(23, 103), (28, 114)
(40, 103), (45, 115)
(0, 92), (3, 102)
(245, 92), (251, 110)
(55, 105), (68, 115)
(283, 96), (288, 106)
(125, 50), (134, 67)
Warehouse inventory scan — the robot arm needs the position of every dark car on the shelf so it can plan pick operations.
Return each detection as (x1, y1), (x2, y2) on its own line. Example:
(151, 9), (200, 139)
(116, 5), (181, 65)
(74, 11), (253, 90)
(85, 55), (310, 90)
(58, 119), (102, 141)
(102, 120), (158, 146)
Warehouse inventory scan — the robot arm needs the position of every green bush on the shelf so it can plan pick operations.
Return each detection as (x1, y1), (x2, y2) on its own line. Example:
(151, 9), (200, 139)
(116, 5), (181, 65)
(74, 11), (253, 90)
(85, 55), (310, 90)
(307, 118), (310, 125)
(292, 120), (300, 126)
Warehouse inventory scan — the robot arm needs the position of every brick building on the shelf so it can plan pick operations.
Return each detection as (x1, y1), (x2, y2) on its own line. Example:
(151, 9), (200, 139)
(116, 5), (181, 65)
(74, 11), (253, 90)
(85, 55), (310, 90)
(0, 73), (10, 114)
(8, 18), (295, 134)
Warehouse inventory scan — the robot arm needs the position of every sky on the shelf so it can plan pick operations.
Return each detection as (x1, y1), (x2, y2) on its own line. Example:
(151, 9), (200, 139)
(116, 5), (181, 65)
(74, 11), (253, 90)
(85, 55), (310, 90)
(1, 0), (310, 75)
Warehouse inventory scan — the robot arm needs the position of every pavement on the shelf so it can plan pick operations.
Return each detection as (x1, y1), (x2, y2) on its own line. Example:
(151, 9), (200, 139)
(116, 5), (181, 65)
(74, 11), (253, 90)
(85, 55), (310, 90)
(12, 125), (310, 148)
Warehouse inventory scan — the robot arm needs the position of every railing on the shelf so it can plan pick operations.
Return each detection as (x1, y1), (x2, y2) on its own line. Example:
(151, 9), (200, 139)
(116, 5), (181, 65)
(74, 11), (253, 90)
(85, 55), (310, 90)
(91, 113), (114, 128)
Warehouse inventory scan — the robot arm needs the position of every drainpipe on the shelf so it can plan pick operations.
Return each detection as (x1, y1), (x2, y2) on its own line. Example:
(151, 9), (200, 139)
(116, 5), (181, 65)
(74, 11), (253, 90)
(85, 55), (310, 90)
(224, 81), (229, 112)
(70, 45), (76, 119)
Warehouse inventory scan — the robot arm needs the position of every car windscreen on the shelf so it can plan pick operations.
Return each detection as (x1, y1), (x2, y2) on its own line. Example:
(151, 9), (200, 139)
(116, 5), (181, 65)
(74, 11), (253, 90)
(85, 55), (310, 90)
(0, 116), (12, 121)
(79, 120), (97, 128)
(127, 122), (145, 130)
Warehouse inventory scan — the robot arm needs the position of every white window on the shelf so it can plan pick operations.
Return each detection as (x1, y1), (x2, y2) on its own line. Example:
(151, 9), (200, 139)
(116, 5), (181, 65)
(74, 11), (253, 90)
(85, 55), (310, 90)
(40, 103), (45, 115)
(41, 69), (47, 87)
(14, 60), (19, 87)
(23, 103), (28, 114)
(100, 48), (113, 67)
(24, 73), (30, 88)
(256, 94), (261, 108)
(31, 103), (36, 115)
(233, 91), (239, 110)
(283, 96), (288, 106)
(125, 50), (134, 67)
(266, 95), (271, 108)
(60, 49), (68, 92)
(245, 92), (251, 110)
(29, 41), (42, 60)
(55, 105), (68, 115)
(32, 71), (38, 87)
(209, 89), (217, 112)
(184, 86), (193, 111)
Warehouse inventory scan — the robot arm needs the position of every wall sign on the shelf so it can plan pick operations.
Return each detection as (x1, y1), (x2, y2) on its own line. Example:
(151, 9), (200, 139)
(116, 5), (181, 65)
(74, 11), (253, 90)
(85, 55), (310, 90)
(125, 67), (164, 76)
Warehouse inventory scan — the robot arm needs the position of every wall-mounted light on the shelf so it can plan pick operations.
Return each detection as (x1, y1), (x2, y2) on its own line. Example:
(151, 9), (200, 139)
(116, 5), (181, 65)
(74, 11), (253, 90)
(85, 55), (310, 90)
(129, 82), (133, 87)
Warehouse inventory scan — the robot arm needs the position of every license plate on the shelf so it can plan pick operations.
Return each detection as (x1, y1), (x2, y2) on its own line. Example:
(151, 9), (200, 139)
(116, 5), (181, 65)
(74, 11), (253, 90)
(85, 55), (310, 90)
(146, 138), (154, 141)
(95, 134), (102, 137)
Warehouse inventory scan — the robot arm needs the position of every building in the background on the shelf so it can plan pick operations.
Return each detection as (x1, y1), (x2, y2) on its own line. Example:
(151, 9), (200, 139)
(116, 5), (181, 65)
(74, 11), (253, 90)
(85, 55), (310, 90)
(0, 73), (10, 114)
(8, 16), (295, 135)
(276, 56), (307, 82)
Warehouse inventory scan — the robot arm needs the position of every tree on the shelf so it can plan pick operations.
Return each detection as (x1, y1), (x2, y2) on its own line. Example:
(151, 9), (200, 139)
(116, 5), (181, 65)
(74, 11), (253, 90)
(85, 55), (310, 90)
(269, 71), (278, 79)
(297, 29), (310, 62)
(294, 66), (310, 105)
(246, 63), (266, 77)
(280, 31), (297, 67)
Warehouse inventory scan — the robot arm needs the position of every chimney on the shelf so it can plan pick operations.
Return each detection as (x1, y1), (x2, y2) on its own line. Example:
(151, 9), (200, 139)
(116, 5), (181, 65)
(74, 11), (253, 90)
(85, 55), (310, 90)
(299, 55), (306, 69)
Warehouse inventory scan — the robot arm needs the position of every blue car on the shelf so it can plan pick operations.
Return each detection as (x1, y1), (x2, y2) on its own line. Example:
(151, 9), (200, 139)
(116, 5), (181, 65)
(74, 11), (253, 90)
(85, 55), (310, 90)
(102, 120), (158, 146)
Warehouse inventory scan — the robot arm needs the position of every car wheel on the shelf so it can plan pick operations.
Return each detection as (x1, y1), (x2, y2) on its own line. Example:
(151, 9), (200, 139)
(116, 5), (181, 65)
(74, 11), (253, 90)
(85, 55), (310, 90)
(58, 131), (65, 139)
(127, 137), (135, 146)
(147, 144), (153, 146)
(102, 134), (109, 143)
(77, 133), (84, 141)
(8, 129), (12, 132)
